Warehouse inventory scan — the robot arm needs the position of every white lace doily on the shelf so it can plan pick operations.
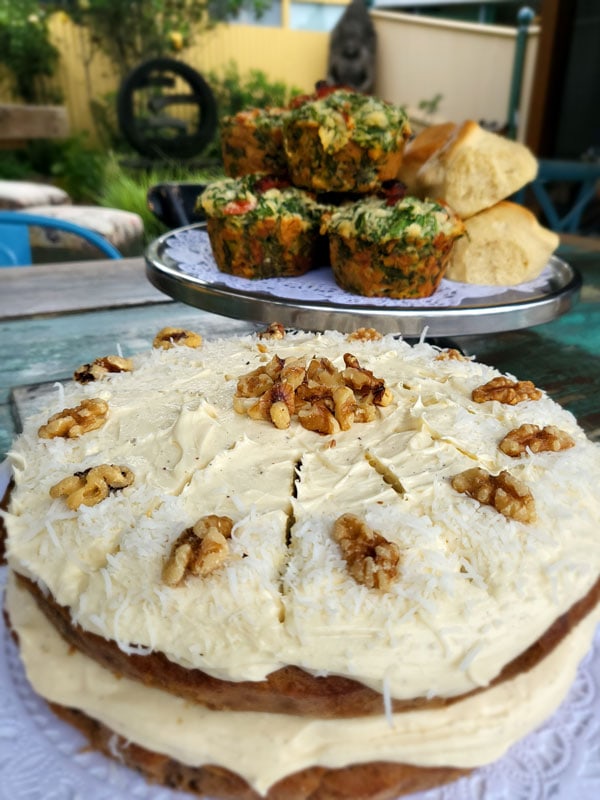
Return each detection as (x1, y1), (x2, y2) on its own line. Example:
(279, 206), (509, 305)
(161, 228), (555, 309)
(1, 453), (599, 800)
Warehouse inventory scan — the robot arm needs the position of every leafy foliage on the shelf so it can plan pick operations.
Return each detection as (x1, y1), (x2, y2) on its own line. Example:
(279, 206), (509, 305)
(0, 134), (105, 203)
(0, 0), (60, 102)
(208, 61), (301, 116)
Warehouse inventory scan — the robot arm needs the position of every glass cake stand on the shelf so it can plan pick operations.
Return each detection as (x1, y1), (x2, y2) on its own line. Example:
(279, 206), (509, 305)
(145, 224), (581, 338)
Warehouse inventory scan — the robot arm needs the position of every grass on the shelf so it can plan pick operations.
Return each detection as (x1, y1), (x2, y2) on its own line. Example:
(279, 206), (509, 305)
(97, 155), (225, 245)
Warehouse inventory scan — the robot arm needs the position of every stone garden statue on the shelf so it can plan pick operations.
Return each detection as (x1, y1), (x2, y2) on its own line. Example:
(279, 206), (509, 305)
(326, 0), (377, 94)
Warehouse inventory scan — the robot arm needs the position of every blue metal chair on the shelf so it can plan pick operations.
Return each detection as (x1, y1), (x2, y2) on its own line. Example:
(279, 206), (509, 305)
(0, 210), (122, 267)
(508, 7), (600, 234)
(526, 159), (600, 234)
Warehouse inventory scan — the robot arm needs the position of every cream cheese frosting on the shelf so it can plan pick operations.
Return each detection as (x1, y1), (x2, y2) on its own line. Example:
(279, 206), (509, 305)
(4, 329), (600, 700)
(6, 573), (600, 795)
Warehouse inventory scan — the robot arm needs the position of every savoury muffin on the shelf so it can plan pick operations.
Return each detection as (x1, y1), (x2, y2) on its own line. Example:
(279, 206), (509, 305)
(324, 194), (465, 298)
(221, 107), (289, 178)
(198, 174), (325, 279)
(283, 89), (411, 193)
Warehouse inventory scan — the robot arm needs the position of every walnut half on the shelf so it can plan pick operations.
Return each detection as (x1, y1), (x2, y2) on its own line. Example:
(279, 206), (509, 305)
(163, 515), (234, 586)
(38, 398), (109, 439)
(50, 464), (134, 510)
(499, 424), (575, 457)
(74, 355), (133, 384)
(346, 327), (382, 342)
(333, 513), (401, 591)
(258, 322), (286, 340)
(451, 467), (536, 524)
(472, 376), (542, 405)
(153, 327), (202, 350)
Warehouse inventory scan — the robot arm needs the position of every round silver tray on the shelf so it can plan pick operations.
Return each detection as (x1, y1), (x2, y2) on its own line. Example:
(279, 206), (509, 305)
(145, 223), (581, 338)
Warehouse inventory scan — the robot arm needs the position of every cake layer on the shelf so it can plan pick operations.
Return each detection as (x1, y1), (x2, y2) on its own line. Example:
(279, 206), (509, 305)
(6, 572), (599, 798)
(4, 329), (600, 705)
(17, 572), (600, 717)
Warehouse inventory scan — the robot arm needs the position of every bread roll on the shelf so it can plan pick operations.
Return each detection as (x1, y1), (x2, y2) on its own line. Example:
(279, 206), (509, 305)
(397, 122), (457, 191)
(415, 121), (538, 218)
(445, 200), (559, 285)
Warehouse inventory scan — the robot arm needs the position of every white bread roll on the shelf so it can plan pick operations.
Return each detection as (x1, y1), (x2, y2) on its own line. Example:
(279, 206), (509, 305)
(445, 200), (559, 285)
(415, 121), (538, 218)
(397, 122), (457, 192)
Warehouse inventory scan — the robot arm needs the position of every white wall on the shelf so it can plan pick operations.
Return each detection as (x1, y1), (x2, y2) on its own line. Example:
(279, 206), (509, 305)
(372, 11), (540, 142)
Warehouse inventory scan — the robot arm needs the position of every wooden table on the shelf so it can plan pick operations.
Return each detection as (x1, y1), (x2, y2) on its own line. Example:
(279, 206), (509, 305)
(1, 245), (599, 458)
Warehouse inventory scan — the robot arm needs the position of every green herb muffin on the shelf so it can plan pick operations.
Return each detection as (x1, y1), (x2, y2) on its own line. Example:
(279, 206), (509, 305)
(324, 192), (465, 298)
(220, 107), (289, 179)
(198, 174), (326, 279)
(283, 89), (411, 193)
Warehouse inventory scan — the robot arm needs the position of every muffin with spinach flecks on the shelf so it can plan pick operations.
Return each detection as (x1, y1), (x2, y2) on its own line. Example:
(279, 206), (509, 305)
(220, 107), (289, 179)
(198, 174), (326, 279)
(283, 89), (411, 193)
(324, 194), (465, 299)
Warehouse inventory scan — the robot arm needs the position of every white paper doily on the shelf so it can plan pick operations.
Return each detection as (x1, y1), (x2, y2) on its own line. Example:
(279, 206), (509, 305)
(162, 228), (555, 309)
(1, 453), (599, 800)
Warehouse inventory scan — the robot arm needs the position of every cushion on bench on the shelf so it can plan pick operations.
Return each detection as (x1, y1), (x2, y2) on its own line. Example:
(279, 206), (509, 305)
(0, 180), (71, 210)
(25, 204), (144, 255)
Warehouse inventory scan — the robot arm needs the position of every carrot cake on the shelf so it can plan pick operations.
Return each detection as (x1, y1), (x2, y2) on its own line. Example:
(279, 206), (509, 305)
(2, 325), (600, 799)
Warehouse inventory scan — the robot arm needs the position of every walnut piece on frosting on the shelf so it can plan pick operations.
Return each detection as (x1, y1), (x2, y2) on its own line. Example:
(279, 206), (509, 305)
(472, 376), (542, 405)
(435, 348), (467, 361)
(73, 355), (133, 384)
(451, 467), (536, 524)
(258, 322), (286, 339)
(234, 352), (391, 435)
(341, 353), (392, 407)
(346, 327), (382, 342)
(153, 327), (202, 350)
(333, 513), (401, 591)
(499, 424), (575, 457)
(50, 465), (134, 510)
(38, 398), (108, 439)
(248, 381), (296, 430)
(298, 401), (340, 435)
(163, 515), (234, 586)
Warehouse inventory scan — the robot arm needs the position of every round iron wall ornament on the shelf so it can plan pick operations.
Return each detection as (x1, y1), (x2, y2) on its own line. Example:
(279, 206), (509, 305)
(117, 57), (218, 160)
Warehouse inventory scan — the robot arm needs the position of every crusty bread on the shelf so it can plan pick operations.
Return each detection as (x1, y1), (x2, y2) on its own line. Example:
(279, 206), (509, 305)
(397, 122), (457, 191)
(414, 120), (538, 218)
(445, 201), (559, 285)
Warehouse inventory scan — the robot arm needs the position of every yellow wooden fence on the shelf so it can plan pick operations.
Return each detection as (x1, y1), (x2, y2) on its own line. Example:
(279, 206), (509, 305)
(48, 13), (331, 142)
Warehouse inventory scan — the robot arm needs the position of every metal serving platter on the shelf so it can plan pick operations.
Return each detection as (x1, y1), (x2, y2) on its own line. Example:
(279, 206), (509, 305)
(145, 223), (581, 338)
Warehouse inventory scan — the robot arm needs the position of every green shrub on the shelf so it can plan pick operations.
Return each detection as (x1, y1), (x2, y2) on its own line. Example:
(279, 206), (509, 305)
(0, 0), (60, 103)
(24, 134), (106, 203)
(208, 61), (302, 117)
(0, 151), (37, 181)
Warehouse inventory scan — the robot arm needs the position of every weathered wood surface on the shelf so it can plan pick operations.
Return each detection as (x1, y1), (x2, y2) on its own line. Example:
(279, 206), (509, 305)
(0, 258), (169, 320)
(0, 103), (69, 144)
